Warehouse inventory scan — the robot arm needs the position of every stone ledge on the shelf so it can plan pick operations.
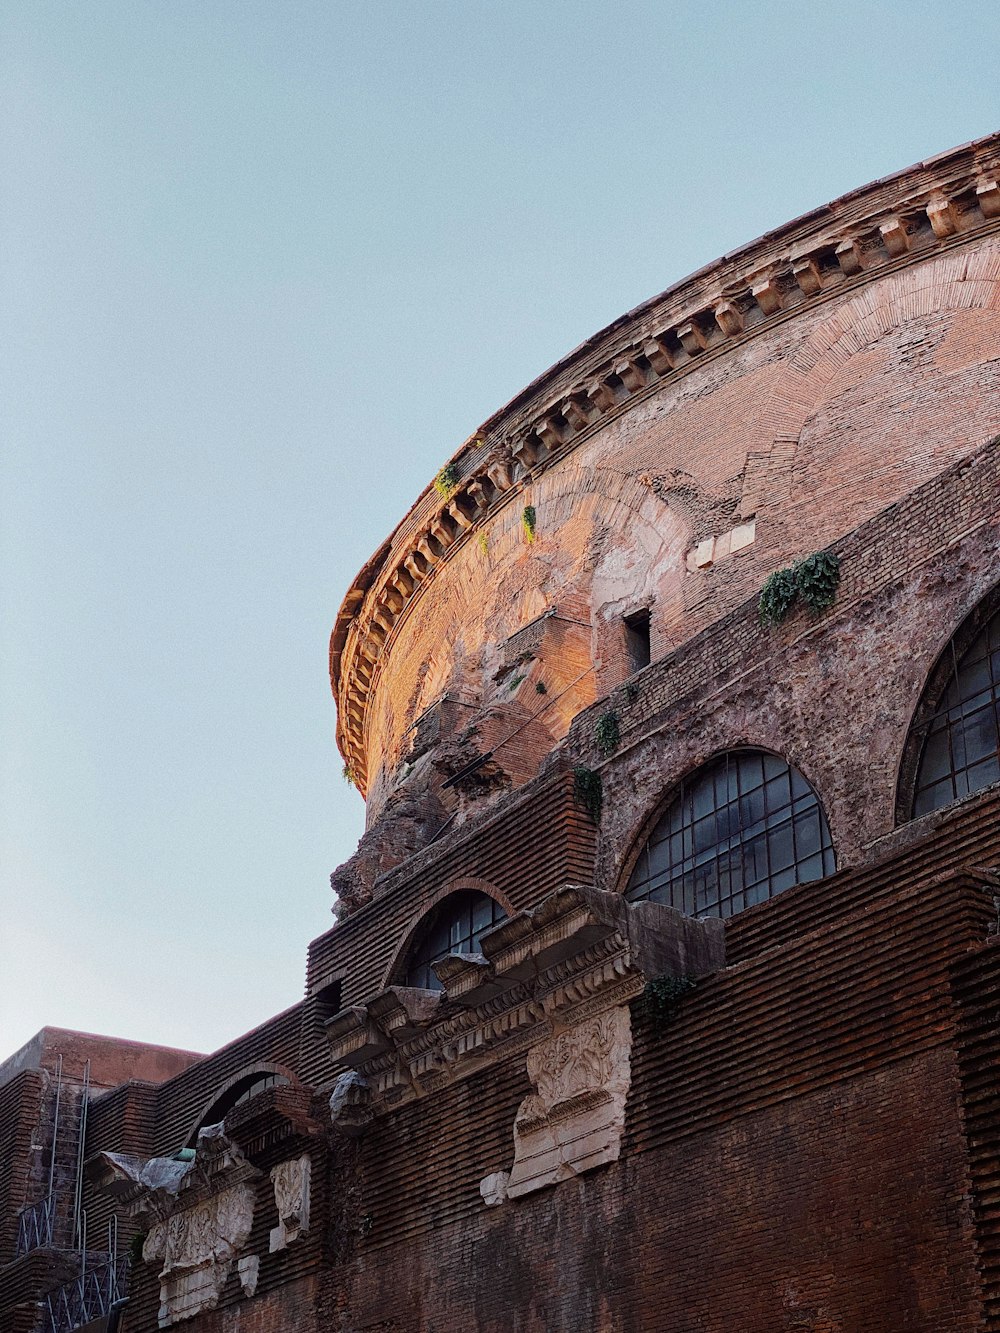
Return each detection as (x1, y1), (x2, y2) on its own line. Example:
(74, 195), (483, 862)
(326, 882), (724, 1129)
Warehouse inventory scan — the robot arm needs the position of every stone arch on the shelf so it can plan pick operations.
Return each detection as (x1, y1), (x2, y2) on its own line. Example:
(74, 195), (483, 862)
(740, 246), (1000, 519)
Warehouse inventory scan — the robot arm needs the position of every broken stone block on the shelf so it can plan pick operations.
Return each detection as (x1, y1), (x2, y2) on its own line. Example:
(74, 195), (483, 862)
(479, 1171), (510, 1207)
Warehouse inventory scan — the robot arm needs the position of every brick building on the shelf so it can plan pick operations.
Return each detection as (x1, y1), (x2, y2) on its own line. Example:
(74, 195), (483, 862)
(3, 133), (1000, 1332)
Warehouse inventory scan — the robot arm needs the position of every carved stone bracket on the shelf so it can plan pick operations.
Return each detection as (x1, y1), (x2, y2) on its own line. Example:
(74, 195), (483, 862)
(269, 1154), (311, 1253)
(325, 883), (724, 1123)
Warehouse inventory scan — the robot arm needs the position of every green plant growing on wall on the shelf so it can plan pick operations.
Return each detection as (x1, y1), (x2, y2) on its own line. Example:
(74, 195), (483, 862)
(594, 709), (621, 757)
(643, 974), (696, 1032)
(535, 680), (547, 694)
(796, 550), (841, 615)
(477, 529), (489, 557)
(434, 463), (460, 498)
(759, 550), (842, 625)
(758, 566), (800, 625)
(573, 766), (603, 822)
(342, 762), (357, 787)
(522, 505), (537, 542)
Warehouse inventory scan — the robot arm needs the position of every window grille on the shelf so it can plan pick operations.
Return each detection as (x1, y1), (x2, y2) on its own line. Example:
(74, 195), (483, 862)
(403, 891), (506, 990)
(912, 604), (1000, 816)
(625, 749), (835, 918)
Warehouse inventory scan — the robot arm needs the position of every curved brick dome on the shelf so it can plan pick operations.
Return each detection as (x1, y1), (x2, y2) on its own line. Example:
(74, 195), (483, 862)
(332, 132), (1000, 828)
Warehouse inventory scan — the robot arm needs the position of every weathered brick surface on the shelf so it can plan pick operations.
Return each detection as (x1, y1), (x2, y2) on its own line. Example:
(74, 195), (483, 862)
(577, 433), (1000, 890)
(332, 842), (993, 1331)
(4, 140), (1000, 1333)
(0, 1071), (44, 1265)
(348, 236), (1000, 828)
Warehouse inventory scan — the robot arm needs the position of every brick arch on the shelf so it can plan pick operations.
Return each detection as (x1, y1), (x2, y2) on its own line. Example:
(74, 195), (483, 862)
(380, 878), (517, 990)
(180, 1060), (303, 1149)
(740, 246), (1000, 519)
(612, 744), (837, 900)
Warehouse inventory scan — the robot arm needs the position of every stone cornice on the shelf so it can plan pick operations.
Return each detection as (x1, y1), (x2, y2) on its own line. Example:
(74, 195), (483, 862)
(324, 883), (724, 1128)
(331, 133), (1000, 796)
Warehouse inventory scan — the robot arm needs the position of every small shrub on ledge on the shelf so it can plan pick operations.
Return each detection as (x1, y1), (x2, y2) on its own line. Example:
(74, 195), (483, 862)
(573, 766), (603, 822)
(594, 709), (621, 757)
(642, 974), (696, 1032)
(434, 463), (460, 498)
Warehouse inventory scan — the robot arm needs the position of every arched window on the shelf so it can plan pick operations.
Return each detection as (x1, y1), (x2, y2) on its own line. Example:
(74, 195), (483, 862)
(403, 891), (506, 990)
(625, 749), (835, 919)
(906, 597), (1000, 818)
(186, 1070), (290, 1144)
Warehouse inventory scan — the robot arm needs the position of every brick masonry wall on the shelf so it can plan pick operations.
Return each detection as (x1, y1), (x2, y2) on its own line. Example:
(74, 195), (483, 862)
(356, 236), (1000, 824)
(572, 433), (1000, 891)
(329, 843), (994, 1332)
(302, 768), (597, 1084)
(0, 1070), (44, 1266)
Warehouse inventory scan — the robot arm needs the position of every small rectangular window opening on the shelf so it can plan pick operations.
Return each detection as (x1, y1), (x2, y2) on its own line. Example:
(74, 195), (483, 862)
(624, 609), (651, 674)
(315, 979), (343, 1025)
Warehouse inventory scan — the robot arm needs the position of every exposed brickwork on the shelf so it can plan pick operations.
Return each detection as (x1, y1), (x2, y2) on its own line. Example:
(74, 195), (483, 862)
(3, 139), (1000, 1333)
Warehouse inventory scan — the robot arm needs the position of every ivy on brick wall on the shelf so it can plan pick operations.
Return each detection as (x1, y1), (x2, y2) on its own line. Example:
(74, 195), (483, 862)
(759, 551), (841, 625)
(642, 974), (697, 1031)
(573, 766), (603, 822)
(797, 551), (842, 613)
(594, 709), (621, 757)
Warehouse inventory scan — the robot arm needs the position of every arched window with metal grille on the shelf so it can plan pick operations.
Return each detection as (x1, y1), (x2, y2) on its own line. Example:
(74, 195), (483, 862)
(624, 749), (835, 919)
(903, 593), (1000, 819)
(402, 891), (507, 990)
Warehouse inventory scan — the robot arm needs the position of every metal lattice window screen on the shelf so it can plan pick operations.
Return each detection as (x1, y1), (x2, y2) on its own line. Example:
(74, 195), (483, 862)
(625, 750), (835, 918)
(404, 891), (506, 990)
(913, 607), (1000, 817)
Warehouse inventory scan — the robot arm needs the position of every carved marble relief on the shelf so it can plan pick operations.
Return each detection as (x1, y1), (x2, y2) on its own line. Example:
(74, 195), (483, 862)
(143, 1183), (256, 1327)
(506, 1007), (632, 1198)
(91, 1126), (261, 1328)
(269, 1154), (311, 1252)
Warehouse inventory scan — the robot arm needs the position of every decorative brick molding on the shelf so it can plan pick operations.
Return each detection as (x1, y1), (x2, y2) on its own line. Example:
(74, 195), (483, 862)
(330, 133), (1000, 796)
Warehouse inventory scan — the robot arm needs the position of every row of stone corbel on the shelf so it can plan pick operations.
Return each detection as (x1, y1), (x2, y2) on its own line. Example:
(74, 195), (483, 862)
(336, 157), (1000, 793)
(325, 883), (725, 1131)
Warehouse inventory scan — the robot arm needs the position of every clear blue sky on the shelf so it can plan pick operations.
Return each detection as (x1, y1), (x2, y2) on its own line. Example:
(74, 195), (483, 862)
(2, 1), (997, 1058)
